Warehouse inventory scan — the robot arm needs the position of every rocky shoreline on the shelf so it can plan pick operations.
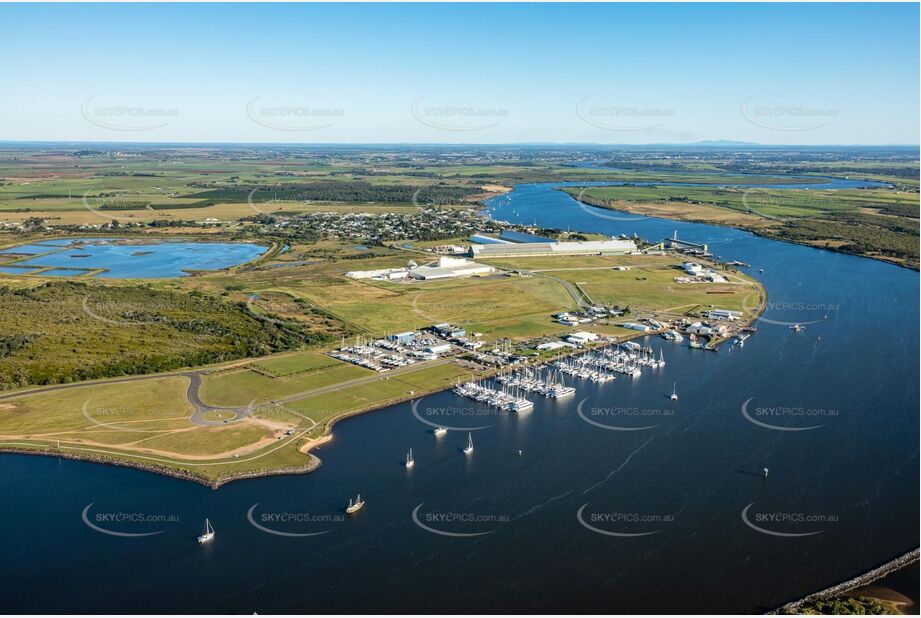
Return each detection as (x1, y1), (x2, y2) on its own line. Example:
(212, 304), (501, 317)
(0, 445), (321, 490)
(770, 548), (920, 614)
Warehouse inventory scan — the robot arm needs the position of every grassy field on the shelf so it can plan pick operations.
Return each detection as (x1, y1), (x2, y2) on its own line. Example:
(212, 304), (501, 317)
(483, 254), (761, 318)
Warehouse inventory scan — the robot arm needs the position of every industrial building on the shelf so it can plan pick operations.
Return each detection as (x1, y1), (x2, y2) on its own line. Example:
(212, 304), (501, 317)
(662, 231), (709, 255)
(407, 256), (494, 280)
(346, 257), (494, 282)
(388, 331), (417, 345)
(469, 238), (637, 258)
(566, 331), (599, 345)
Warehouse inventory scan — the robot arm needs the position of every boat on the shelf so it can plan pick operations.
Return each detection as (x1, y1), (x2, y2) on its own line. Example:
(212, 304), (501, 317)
(405, 448), (415, 468)
(434, 426), (447, 437)
(197, 518), (215, 544)
(346, 494), (364, 514)
(790, 323), (804, 332)
(463, 432), (474, 455)
(670, 381), (678, 401)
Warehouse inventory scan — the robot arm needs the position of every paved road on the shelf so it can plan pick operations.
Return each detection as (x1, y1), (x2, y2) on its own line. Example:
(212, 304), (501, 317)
(532, 271), (589, 307)
(0, 357), (456, 426)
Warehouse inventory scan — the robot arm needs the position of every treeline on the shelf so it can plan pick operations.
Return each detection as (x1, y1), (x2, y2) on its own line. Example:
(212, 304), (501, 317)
(188, 181), (480, 205)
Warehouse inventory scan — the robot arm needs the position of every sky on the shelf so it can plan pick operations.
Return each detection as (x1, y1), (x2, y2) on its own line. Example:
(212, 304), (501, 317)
(1, 2), (918, 145)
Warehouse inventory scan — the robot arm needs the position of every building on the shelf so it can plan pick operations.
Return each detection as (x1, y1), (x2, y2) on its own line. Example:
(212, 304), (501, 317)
(388, 331), (417, 345)
(432, 244), (467, 255)
(407, 256), (494, 281)
(706, 309), (742, 321)
(423, 343), (452, 355)
(346, 257), (494, 282)
(469, 239), (637, 259)
(664, 231), (709, 255)
(686, 322), (714, 336)
(621, 322), (652, 332)
(566, 331), (599, 345)
(536, 341), (574, 351)
(432, 323), (466, 339)
(345, 267), (408, 280)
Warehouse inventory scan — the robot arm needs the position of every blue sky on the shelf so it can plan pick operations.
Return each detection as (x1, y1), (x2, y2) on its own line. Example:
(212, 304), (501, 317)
(1, 3), (918, 144)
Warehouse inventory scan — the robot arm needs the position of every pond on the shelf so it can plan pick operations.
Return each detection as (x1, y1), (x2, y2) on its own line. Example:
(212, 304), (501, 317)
(0, 238), (267, 278)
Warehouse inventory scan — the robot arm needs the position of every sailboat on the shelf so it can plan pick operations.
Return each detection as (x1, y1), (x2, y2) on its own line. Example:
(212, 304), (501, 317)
(463, 432), (474, 455)
(197, 518), (215, 544)
(670, 381), (678, 401)
(346, 494), (365, 514)
(405, 448), (415, 468)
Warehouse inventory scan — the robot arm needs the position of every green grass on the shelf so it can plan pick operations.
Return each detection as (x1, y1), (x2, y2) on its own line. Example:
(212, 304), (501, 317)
(251, 350), (340, 376)
(198, 363), (372, 407)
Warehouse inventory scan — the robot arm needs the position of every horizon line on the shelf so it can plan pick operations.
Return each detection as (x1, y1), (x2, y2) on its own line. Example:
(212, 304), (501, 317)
(1, 140), (918, 149)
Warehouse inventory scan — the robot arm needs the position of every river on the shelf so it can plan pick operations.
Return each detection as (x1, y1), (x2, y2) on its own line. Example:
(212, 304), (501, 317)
(0, 179), (917, 613)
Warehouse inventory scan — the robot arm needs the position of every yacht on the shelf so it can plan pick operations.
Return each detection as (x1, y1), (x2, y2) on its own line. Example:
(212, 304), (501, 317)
(670, 382), (679, 401)
(463, 432), (474, 455)
(405, 448), (415, 468)
(346, 494), (365, 514)
(790, 323), (804, 332)
(197, 518), (215, 544)
(434, 426), (448, 437)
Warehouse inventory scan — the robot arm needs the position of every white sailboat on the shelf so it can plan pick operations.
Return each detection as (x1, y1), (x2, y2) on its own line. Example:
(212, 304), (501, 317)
(670, 381), (678, 401)
(463, 432), (474, 455)
(197, 518), (214, 544)
(405, 448), (415, 468)
(346, 494), (365, 514)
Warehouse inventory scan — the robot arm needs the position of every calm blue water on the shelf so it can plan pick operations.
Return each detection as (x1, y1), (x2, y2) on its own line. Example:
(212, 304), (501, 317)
(0, 180), (917, 613)
(2, 238), (267, 278)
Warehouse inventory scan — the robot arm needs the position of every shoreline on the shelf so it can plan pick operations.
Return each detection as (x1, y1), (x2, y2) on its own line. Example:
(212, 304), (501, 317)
(771, 548), (920, 614)
(0, 288), (766, 490)
(563, 191), (919, 271)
